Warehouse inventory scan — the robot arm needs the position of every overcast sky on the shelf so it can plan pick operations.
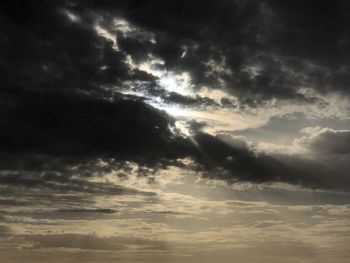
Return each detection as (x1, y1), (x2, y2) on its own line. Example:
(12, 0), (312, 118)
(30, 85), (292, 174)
(1, 1), (350, 262)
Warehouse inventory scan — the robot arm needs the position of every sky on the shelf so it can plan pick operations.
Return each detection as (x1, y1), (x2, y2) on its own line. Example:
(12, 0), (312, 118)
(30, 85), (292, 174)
(1, 0), (350, 262)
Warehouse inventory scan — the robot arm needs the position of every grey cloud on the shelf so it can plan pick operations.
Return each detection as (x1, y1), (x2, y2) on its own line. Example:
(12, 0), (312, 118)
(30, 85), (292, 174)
(232, 112), (350, 144)
(184, 132), (350, 191)
(0, 225), (11, 236)
(28, 209), (119, 221)
(26, 234), (168, 251)
(28, 234), (125, 251)
(0, 168), (154, 196)
(297, 127), (350, 155)
(163, 92), (218, 107)
(128, 82), (219, 108)
(0, 91), (177, 161)
(1, 2), (350, 262)
(187, 120), (208, 134)
(56, 209), (117, 214)
(90, 0), (350, 102)
(1, 0), (349, 195)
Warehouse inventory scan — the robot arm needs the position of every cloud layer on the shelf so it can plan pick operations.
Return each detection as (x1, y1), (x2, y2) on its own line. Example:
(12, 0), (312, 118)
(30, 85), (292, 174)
(1, 0), (350, 193)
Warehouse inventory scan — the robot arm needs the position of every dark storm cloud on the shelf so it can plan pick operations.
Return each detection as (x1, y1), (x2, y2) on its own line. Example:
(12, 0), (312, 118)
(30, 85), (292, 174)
(269, 152), (350, 191)
(0, 1), (181, 165)
(1, 0), (349, 192)
(182, 132), (350, 191)
(0, 91), (178, 161)
(89, 0), (350, 101)
(0, 1), (135, 96)
(2, 0), (349, 101)
(3, 127), (349, 192)
(0, 91), (348, 191)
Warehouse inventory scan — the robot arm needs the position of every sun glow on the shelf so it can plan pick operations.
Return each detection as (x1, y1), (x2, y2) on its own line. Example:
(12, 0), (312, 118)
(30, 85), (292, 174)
(161, 104), (188, 117)
(158, 75), (178, 93)
(158, 72), (194, 96)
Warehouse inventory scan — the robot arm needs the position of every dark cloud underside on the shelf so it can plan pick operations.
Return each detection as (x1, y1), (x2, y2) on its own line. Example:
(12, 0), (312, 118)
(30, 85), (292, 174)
(0, 0), (350, 192)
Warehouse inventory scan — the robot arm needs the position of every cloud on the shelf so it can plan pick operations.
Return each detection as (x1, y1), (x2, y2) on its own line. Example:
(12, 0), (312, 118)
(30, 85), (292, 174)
(55, 209), (117, 214)
(0, 225), (11, 236)
(1, 109), (349, 192)
(297, 127), (350, 155)
(27, 234), (125, 251)
(0, 158), (157, 200)
(0, 91), (178, 162)
(181, 132), (350, 191)
(0, 0), (349, 194)
(0, 1), (137, 97)
(1, 0), (350, 112)
(1, 2), (350, 262)
(26, 234), (168, 251)
(163, 92), (218, 107)
(231, 112), (350, 144)
(84, 0), (350, 102)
